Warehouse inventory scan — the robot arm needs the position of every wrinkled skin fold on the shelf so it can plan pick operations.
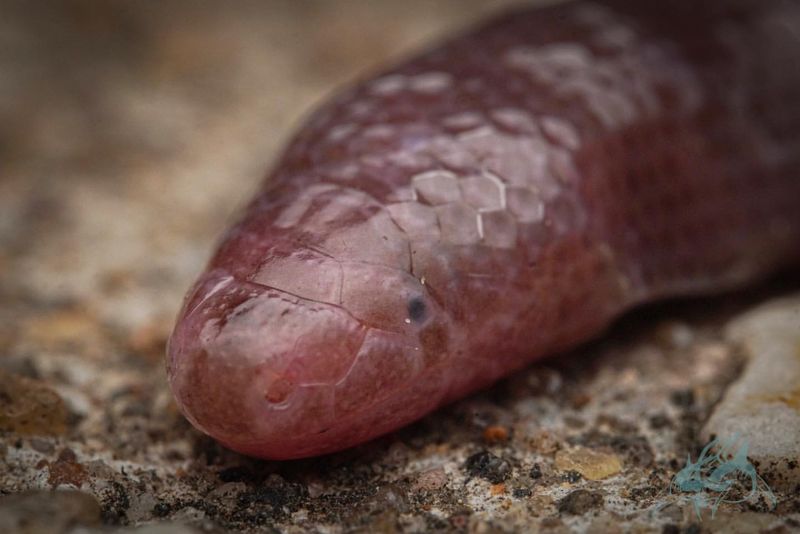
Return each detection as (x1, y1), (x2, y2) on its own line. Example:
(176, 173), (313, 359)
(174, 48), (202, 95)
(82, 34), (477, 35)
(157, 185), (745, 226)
(167, 0), (800, 459)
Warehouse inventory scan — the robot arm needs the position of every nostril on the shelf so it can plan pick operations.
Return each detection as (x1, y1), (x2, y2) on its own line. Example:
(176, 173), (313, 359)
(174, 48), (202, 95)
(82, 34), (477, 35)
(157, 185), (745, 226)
(264, 376), (294, 405)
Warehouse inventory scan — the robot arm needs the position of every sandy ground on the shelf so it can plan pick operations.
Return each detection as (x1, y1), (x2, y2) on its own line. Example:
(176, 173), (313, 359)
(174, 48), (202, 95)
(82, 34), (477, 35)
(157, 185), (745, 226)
(1, 1), (799, 533)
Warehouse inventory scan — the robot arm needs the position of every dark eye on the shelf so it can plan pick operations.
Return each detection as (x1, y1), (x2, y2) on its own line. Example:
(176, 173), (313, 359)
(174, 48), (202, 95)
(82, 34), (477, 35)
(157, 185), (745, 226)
(407, 296), (427, 323)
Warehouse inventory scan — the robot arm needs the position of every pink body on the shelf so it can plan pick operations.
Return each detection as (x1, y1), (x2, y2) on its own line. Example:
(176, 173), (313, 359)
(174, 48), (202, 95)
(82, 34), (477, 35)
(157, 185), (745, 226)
(167, 0), (800, 459)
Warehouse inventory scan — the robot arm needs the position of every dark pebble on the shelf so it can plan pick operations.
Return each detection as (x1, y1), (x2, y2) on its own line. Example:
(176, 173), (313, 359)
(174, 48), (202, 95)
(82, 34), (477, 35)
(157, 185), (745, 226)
(530, 463), (542, 479)
(557, 490), (603, 514)
(512, 487), (532, 498)
(464, 451), (510, 484)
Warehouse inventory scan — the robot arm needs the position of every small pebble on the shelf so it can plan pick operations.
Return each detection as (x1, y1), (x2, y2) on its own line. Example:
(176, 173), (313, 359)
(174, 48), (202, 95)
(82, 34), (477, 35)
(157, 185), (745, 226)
(554, 446), (622, 481)
(465, 451), (511, 484)
(529, 463), (542, 479)
(45, 448), (88, 488)
(0, 369), (69, 436)
(512, 487), (532, 498)
(482, 425), (509, 444)
(557, 489), (604, 514)
(411, 467), (448, 492)
(489, 483), (506, 496)
(528, 430), (560, 454)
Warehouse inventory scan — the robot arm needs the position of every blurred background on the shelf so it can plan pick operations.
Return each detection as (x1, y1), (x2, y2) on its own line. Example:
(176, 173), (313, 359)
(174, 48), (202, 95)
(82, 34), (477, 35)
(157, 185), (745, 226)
(0, 0), (531, 347)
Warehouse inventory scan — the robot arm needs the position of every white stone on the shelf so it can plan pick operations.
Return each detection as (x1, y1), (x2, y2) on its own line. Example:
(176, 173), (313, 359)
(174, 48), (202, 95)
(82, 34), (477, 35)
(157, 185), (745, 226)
(703, 295), (800, 491)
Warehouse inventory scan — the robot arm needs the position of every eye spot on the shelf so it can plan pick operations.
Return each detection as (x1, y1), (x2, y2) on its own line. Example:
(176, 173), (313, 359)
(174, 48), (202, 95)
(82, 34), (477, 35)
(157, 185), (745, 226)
(407, 296), (427, 323)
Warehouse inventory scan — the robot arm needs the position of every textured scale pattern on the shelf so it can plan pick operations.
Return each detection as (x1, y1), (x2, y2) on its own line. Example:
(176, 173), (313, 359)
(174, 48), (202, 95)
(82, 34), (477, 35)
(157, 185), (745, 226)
(167, 0), (800, 459)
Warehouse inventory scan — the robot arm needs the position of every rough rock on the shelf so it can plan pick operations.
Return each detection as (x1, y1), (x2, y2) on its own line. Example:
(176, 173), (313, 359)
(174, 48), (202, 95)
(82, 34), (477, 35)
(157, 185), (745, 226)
(703, 296), (800, 491)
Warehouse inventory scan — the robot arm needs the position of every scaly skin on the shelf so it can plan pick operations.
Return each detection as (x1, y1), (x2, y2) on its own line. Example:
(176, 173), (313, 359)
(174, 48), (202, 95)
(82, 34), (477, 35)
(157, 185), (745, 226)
(167, 0), (800, 459)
